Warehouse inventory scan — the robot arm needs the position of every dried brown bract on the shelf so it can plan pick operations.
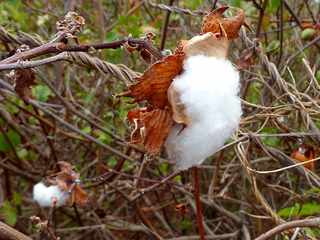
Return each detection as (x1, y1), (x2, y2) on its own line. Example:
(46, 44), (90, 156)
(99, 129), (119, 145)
(14, 68), (35, 99)
(126, 53), (185, 109)
(201, 6), (245, 39)
(47, 161), (88, 206)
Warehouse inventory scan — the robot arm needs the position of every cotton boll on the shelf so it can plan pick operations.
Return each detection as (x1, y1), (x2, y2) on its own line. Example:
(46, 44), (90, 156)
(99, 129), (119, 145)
(33, 182), (69, 207)
(165, 55), (241, 170)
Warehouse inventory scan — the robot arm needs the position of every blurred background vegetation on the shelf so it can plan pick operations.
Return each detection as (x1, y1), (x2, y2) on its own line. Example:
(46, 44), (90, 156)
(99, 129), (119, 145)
(1, 0), (320, 239)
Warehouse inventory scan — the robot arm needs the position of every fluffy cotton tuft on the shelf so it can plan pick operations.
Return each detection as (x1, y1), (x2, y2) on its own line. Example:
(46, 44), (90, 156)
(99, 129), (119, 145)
(33, 182), (69, 207)
(165, 55), (241, 170)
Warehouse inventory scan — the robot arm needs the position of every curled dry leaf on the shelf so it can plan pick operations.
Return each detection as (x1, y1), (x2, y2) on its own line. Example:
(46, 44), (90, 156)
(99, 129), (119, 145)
(14, 68), (35, 99)
(128, 108), (173, 154)
(125, 53), (185, 109)
(291, 144), (315, 171)
(47, 161), (88, 206)
(201, 6), (245, 39)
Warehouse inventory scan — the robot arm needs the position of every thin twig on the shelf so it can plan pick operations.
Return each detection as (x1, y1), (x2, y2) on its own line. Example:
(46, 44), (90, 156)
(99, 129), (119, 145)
(255, 217), (320, 240)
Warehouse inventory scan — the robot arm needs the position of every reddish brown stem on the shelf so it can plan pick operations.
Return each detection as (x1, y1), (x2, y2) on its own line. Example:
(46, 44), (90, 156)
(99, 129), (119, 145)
(192, 167), (205, 240)
(0, 38), (162, 64)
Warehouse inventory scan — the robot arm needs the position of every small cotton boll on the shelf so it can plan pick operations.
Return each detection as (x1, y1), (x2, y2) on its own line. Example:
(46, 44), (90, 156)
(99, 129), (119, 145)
(33, 182), (69, 207)
(165, 55), (242, 170)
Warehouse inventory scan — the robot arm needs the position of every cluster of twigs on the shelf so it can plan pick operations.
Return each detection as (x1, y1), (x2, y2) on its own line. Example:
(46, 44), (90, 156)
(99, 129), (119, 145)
(1, 1), (320, 240)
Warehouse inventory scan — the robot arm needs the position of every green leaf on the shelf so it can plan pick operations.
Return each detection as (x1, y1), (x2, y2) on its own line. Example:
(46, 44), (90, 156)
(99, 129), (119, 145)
(183, 0), (202, 10)
(261, 127), (280, 147)
(96, 131), (112, 145)
(158, 162), (169, 175)
(316, 70), (320, 83)
(83, 93), (94, 104)
(247, 82), (262, 104)
(0, 134), (10, 152)
(266, 40), (280, 53)
(267, 0), (281, 13)
(180, 218), (192, 231)
(0, 129), (21, 152)
(81, 126), (92, 134)
(278, 202), (320, 218)
(0, 201), (17, 226)
(8, 129), (21, 147)
(17, 148), (28, 160)
(107, 156), (117, 168)
(230, 0), (241, 7)
(32, 85), (53, 102)
(12, 192), (22, 206)
(174, 175), (182, 183)
(301, 28), (317, 40)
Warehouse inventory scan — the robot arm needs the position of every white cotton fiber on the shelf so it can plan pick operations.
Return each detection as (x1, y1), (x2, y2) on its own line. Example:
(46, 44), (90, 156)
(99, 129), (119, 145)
(33, 182), (69, 207)
(165, 55), (241, 170)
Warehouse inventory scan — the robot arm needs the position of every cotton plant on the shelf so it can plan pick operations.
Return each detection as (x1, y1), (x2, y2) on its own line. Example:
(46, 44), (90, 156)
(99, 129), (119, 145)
(33, 182), (69, 207)
(33, 161), (88, 207)
(124, 6), (244, 170)
(165, 34), (241, 170)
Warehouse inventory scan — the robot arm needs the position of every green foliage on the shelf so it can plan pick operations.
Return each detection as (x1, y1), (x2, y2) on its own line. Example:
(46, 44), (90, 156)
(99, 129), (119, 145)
(117, 15), (142, 37)
(32, 85), (53, 102)
(266, 0), (281, 14)
(247, 82), (262, 104)
(265, 40), (280, 53)
(81, 126), (92, 134)
(301, 28), (317, 40)
(229, 0), (242, 7)
(0, 201), (17, 226)
(107, 156), (117, 168)
(158, 162), (169, 175)
(315, 70), (320, 83)
(304, 227), (320, 238)
(278, 202), (320, 218)
(0, 129), (21, 152)
(182, 0), (202, 10)
(4, 97), (21, 115)
(261, 127), (280, 147)
(180, 218), (193, 231)
(0, 0), (30, 31)
(96, 130), (112, 145)
(1, 1), (320, 238)
(17, 148), (28, 160)
(12, 192), (22, 206)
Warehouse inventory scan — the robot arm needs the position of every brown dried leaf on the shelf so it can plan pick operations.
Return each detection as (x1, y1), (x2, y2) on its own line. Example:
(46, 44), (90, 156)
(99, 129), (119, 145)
(142, 109), (173, 154)
(291, 144), (315, 171)
(201, 6), (245, 39)
(128, 108), (173, 154)
(127, 54), (185, 109)
(14, 68), (35, 99)
(167, 83), (190, 125)
(71, 185), (88, 206)
(182, 32), (229, 59)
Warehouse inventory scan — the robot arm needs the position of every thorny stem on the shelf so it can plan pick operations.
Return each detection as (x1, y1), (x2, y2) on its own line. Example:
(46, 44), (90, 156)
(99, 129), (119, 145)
(192, 167), (205, 240)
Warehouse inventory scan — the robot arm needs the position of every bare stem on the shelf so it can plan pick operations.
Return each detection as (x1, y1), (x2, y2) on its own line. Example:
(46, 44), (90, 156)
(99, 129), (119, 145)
(192, 167), (205, 240)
